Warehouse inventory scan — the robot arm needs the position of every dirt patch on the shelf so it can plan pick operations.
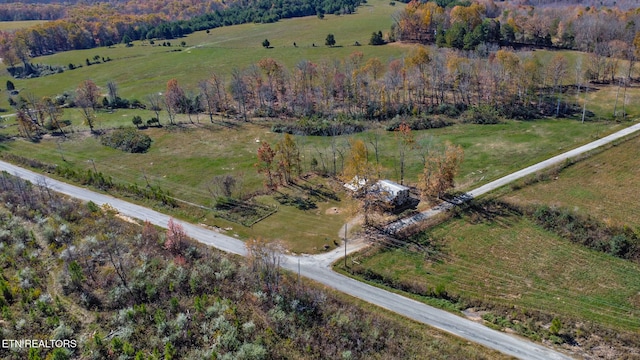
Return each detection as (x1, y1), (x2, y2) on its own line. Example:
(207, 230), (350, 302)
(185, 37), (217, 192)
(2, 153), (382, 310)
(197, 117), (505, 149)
(325, 207), (342, 215)
(116, 213), (139, 225)
(462, 308), (487, 323)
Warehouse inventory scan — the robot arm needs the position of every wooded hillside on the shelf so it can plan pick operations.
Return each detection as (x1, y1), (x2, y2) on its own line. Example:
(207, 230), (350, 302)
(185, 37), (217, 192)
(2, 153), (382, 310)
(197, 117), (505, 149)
(0, 171), (505, 359)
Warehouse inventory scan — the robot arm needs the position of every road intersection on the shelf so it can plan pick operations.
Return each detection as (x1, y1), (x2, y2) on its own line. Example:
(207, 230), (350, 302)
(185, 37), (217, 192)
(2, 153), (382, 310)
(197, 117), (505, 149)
(4, 122), (639, 358)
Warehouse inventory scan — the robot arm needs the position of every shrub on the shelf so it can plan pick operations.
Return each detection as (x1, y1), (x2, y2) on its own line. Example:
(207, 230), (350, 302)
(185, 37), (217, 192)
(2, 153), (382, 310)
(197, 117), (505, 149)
(530, 205), (640, 261)
(386, 115), (451, 131)
(461, 105), (501, 124)
(272, 115), (366, 136)
(100, 128), (152, 153)
(369, 31), (385, 45)
(434, 103), (465, 117)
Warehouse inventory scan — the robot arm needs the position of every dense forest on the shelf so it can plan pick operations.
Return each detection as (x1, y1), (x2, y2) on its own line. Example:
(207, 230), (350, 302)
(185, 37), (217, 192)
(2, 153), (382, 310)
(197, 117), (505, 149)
(394, 0), (639, 51)
(0, 171), (502, 359)
(0, 0), (362, 61)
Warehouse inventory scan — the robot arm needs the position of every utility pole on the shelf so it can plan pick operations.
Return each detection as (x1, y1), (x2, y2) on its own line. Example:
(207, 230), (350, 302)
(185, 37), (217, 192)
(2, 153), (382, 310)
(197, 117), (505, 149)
(142, 169), (151, 187)
(344, 223), (347, 268)
(297, 258), (300, 288)
(57, 141), (65, 162)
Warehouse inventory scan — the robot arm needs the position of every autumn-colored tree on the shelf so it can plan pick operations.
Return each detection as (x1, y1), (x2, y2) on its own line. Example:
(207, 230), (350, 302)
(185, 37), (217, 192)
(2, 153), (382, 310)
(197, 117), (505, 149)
(419, 142), (464, 200)
(406, 47), (431, 104)
(257, 58), (286, 108)
(275, 133), (301, 184)
(141, 220), (159, 247)
(396, 121), (414, 185)
(0, 32), (18, 68)
(75, 79), (100, 132)
(362, 57), (385, 81)
(342, 139), (386, 226)
(450, 3), (485, 30)
(165, 218), (186, 255)
(16, 108), (38, 140)
(341, 139), (374, 186)
(255, 141), (277, 190)
(164, 78), (184, 124)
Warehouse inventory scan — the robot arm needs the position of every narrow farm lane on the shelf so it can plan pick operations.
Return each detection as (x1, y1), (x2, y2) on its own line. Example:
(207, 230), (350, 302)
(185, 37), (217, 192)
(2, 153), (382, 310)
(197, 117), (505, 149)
(5, 121), (638, 359)
(384, 121), (640, 234)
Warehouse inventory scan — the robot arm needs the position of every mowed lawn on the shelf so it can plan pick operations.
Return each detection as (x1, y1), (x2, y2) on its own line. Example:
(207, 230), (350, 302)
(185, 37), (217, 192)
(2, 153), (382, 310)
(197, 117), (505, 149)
(0, 20), (48, 31)
(356, 214), (640, 331)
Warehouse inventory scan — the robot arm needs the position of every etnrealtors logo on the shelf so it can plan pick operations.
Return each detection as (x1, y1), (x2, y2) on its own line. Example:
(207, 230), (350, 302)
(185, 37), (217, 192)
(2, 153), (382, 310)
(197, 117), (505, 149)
(2, 339), (77, 349)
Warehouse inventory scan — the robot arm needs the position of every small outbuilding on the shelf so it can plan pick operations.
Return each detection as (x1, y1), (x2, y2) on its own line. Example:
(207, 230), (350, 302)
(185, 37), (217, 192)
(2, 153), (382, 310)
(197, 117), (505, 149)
(344, 177), (411, 206)
(373, 179), (410, 206)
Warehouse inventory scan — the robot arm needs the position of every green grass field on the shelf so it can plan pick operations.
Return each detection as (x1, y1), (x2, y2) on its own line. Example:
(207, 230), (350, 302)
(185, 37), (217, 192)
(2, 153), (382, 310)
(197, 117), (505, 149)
(504, 131), (640, 229)
(354, 215), (640, 331)
(0, 108), (630, 253)
(0, 20), (47, 31)
(0, 0), (405, 106)
(1, 0), (639, 256)
(340, 124), (640, 346)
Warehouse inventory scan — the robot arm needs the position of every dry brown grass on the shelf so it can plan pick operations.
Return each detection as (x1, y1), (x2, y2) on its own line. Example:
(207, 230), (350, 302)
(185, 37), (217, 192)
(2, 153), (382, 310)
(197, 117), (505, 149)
(505, 133), (640, 228)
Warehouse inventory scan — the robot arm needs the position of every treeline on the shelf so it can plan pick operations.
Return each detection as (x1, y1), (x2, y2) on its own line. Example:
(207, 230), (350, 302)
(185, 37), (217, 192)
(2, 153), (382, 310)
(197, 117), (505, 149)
(0, 0), (362, 64)
(8, 47), (606, 144)
(393, 0), (640, 55)
(0, 2), (66, 21)
(142, 49), (597, 127)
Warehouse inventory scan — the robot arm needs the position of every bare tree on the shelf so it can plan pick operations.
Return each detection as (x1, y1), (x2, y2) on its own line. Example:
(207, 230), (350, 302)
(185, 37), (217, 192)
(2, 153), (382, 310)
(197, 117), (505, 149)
(366, 128), (384, 177)
(199, 78), (217, 123)
(230, 68), (249, 121)
(246, 237), (283, 294)
(42, 97), (65, 136)
(106, 80), (118, 105)
(147, 93), (163, 123)
(395, 121), (414, 185)
(548, 54), (568, 117)
(75, 79), (100, 133)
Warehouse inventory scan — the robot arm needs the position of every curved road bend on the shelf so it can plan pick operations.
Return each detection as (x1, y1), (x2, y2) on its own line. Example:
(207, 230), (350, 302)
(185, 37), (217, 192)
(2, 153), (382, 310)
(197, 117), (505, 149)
(8, 121), (640, 360)
(0, 162), (571, 359)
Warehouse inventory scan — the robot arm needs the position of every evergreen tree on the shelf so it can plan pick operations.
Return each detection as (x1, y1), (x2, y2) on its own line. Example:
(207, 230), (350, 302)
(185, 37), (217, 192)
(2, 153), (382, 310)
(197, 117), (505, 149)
(325, 34), (336, 47)
(369, 31), (385, 45)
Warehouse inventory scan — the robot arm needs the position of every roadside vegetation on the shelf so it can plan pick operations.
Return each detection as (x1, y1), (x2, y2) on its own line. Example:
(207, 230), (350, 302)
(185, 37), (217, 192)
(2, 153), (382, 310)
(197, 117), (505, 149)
(0, 171), (509, 360)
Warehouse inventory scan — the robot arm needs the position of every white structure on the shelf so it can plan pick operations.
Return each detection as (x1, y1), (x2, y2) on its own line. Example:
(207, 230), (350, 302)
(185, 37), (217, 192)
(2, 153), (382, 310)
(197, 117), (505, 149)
(343, 176), (367, 192)
(374, 179), (410, 206)
(344, 178), (411, 206)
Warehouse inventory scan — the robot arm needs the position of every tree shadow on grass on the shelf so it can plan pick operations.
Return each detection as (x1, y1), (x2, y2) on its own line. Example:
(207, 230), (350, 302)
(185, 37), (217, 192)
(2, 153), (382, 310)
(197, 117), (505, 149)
(274, 192), (317, 210)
